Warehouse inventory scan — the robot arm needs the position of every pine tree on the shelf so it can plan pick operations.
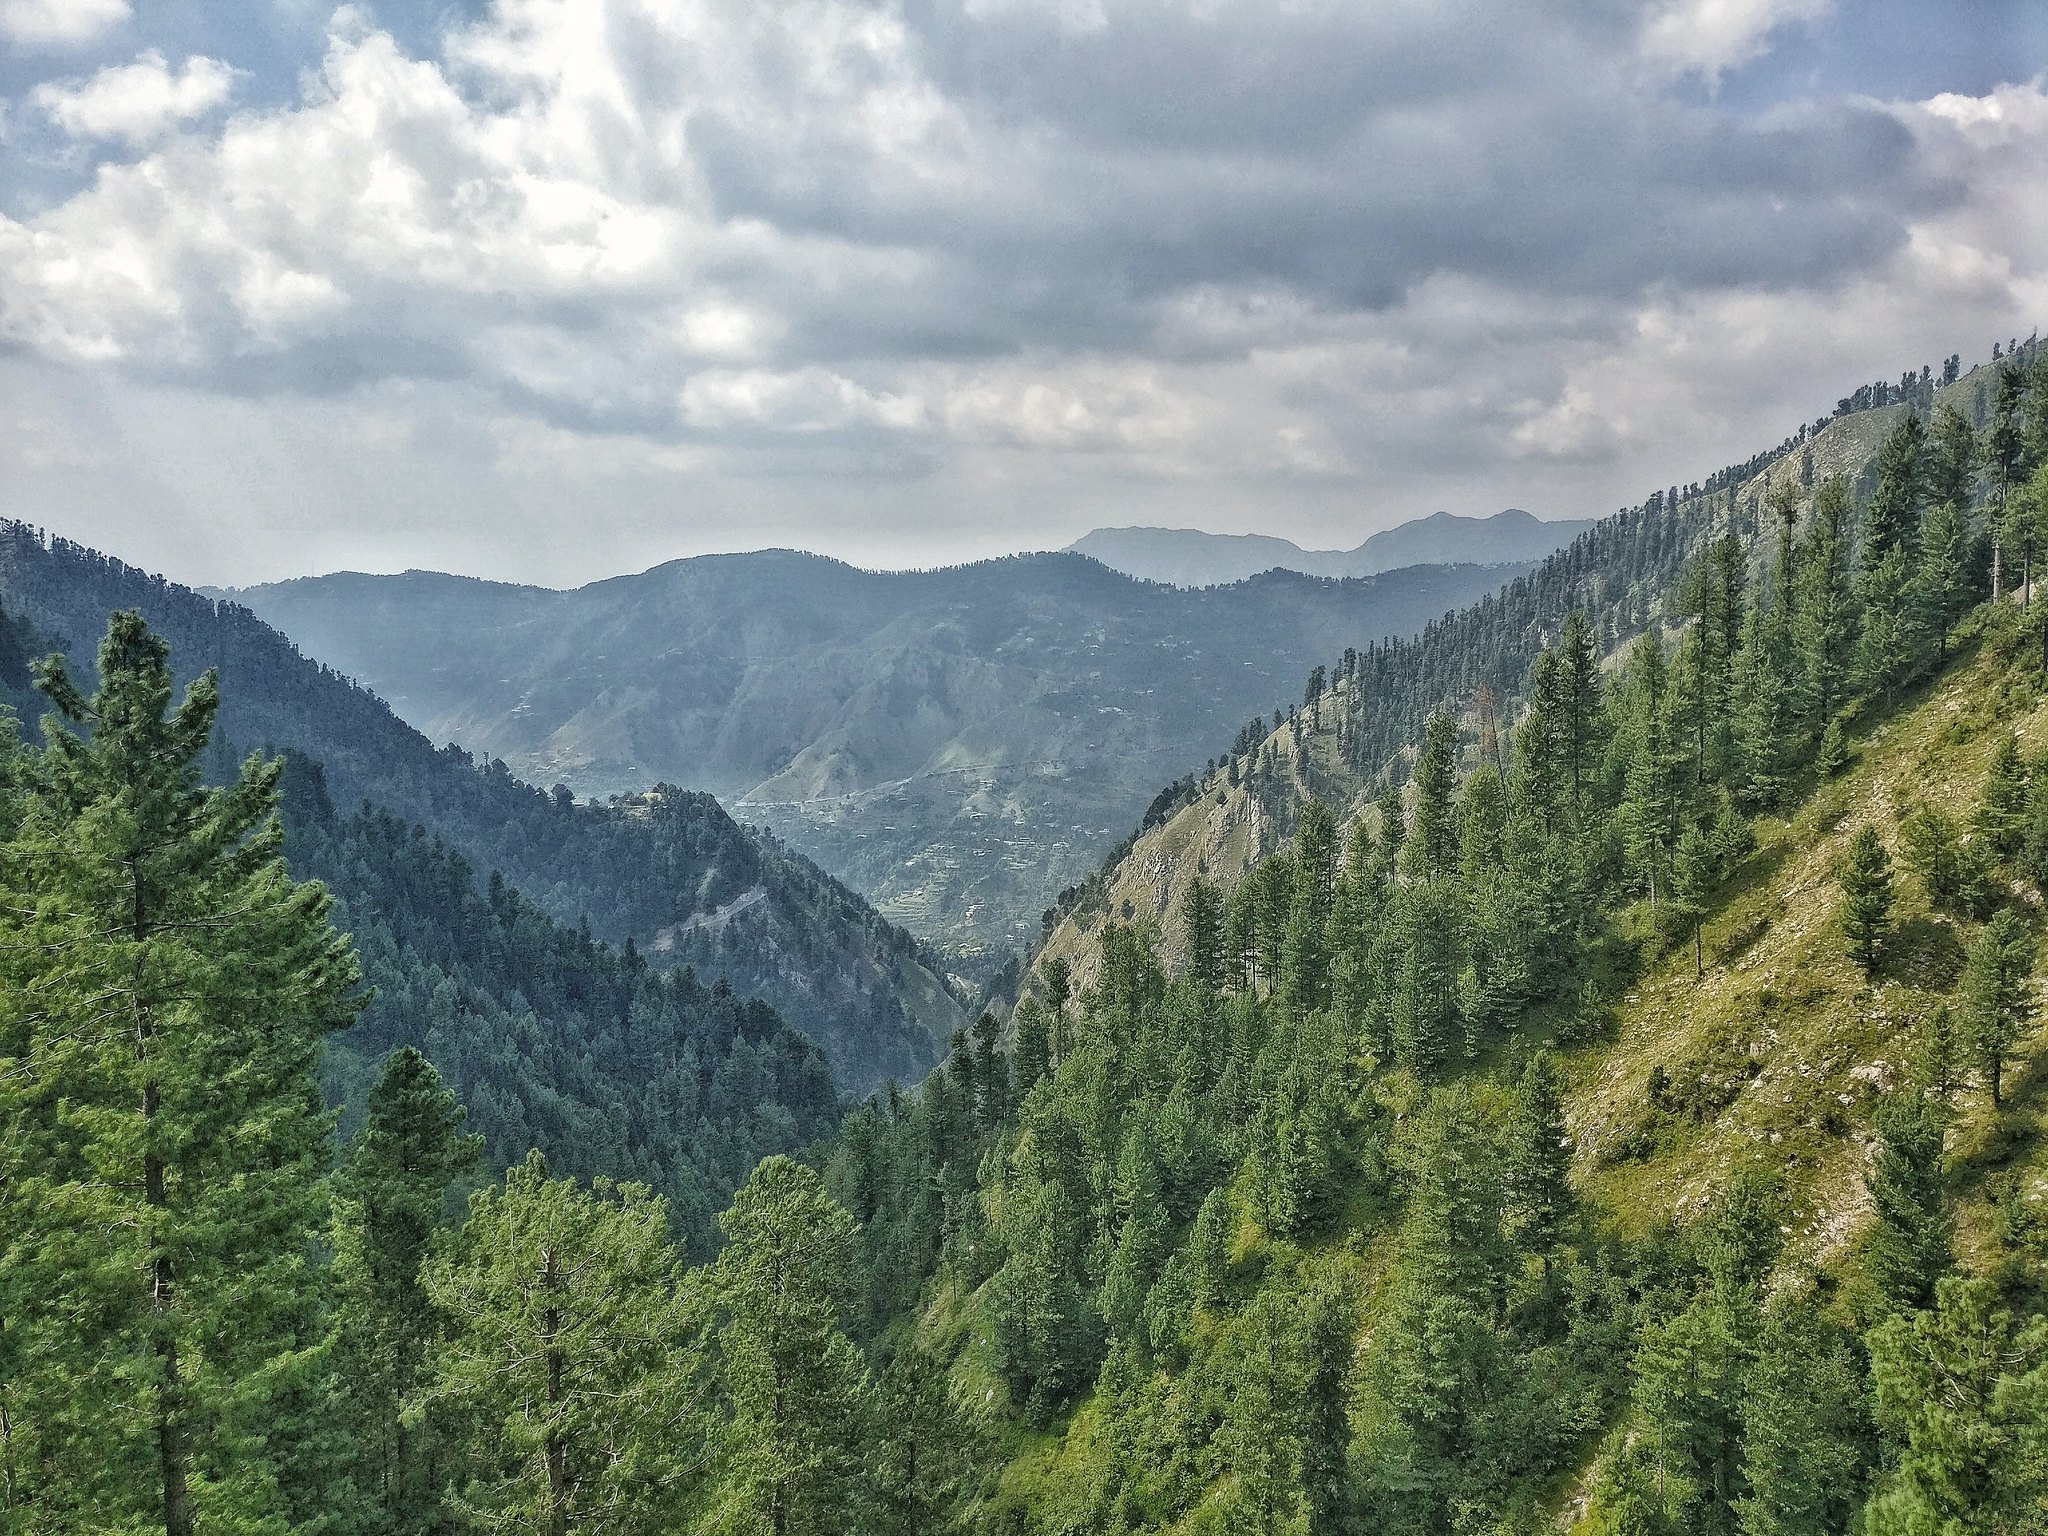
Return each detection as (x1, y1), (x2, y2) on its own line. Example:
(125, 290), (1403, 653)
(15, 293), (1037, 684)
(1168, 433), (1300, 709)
(422, 1153), (703, 1536)
(1857, 1092), (1952, 1319)
(1390, 880), (1465, 1073)
(1958, 909), (2034, 1106)
(1182, 877), (1226, 992)
(1503, 1049), (1572, 1264)
(1735, 1302), (1872, 1536)
(332, 1047), (483, 1534)
(1866, 1275), (2048, 1535)
(1985, 367), (2028, 598)
(1375, 780), (1407, 878)
(1671, 819), (1716, 980)
(1219, 1289), (1308, 1536)
(1560, 610), (1605, 806)
(1733, 592), (1796, 809)
(870, 1347), (980, 1536)
(1839, 825), (1895, 976)
(1403, 712), (1459, 882)
(1617, 633), (1677, 914)
(709, 1156), (871, 1536)
(1281, 802), (1336, 1014)
(1926, 403), (1979, 513)
(0, 613), (361, 1533)
(1863, 415), (1926, 570)
(1973, 732), (2028, 858)
(1914, 499), (1973, 663)
(1796, 478), (1857, 740)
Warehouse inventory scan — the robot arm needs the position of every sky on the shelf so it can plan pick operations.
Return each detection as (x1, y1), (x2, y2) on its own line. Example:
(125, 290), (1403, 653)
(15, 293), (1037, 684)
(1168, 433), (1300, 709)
(1, 0), (2044, 589)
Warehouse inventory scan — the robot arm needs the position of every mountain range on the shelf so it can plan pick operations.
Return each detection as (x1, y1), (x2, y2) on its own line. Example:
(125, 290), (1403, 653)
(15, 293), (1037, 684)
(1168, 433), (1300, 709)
(0, 523), (966, 1094)
(226, 550), (1536, 958)
(1065, 507), (1594, 587)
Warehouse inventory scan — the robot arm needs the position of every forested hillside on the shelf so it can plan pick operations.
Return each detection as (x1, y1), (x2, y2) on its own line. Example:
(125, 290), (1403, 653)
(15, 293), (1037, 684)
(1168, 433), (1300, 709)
(792, 347), (2048, 1532)
(0, 522), (967, 1089)
(229, 549), (1532, 957)
(3, 606), (842, 1251)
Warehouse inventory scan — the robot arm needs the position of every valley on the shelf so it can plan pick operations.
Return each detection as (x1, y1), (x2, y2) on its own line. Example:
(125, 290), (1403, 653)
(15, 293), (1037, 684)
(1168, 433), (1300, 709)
(228, 548), (1533, 960)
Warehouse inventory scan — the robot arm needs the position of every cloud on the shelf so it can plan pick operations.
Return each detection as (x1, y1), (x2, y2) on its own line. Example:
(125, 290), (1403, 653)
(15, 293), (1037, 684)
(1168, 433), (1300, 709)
(0, 0), (2039, 585)
(1640, 0), (1833, 80)
(0, 0), (127, 49)
(33, 51), (238, 144)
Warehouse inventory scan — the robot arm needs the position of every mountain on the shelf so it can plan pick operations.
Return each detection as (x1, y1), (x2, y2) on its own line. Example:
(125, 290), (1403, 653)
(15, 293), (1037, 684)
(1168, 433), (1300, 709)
(1066, 507), (1594, 586)
(227, 551), (1536, 958)
(0, 522), (968, 1092)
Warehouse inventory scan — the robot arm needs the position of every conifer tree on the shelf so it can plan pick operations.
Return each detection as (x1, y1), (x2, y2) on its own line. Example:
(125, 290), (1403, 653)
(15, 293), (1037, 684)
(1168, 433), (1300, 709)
(1390, 881), (1466, 1073)
(1671, 819), (1716, 979)
(1926, 403), (1979, 513)
(1503, 1049), (1572, 1263)
(1375, 780), (1407, 878)
(1404, 712), (1460, 882)
(870, 1347), (979, 1536)
(1973, 732), (2028, 859)
(1733, 592), (1796, 809)
(1915, 499), (1973, 663)
(1796, 478), (1857, 739)
(332, 1046), (483, 1534)
(1865, 1275), (2048, 1535)
(1864, 415), (1926, 570)
(1735, 1302), (1872, 1536)
(1219, 1289), (1308, 1536)
(1857, 1092), (1952, 1320)
(1560, 610), (1605, 805)
(1617, 633), (1678, 913)
(1011, 998), (1053, 1093)
(1839, 825), (1895, 976)
(422, 1153), (703, 1536)
(1182, 876), (1226, 992)
(1985, 367), (2028, 597)
(1958, 909), (2034, 1106)
(710, 1156), (872, 1536)
(0, 612), (361, 1534)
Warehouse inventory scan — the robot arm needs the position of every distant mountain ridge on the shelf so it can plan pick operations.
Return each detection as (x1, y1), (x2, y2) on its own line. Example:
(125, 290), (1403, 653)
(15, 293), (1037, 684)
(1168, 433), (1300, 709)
(0, 522), (967, 1092)
(227, 550), (1536, 957)
(1067, 508), (1594, 587)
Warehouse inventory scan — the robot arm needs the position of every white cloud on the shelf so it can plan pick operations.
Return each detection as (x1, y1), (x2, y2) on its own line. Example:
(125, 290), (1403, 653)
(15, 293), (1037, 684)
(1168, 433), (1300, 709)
(681, 367), (927, 434)
(1640, 0), (1831, 80)
(0, 0), (127, 49)
(33, 51), (238, 144)
(0, 1), (2039, 583)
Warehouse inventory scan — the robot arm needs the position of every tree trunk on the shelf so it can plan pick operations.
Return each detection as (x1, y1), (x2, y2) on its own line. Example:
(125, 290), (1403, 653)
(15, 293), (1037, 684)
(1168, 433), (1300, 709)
(135, 855), (193, 1536)
(542, 1247), (568, 1536)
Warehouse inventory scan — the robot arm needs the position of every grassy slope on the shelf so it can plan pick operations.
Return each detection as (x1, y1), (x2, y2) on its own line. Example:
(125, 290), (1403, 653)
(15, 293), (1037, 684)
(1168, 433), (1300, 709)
(1573, 618), (2048, 1275)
